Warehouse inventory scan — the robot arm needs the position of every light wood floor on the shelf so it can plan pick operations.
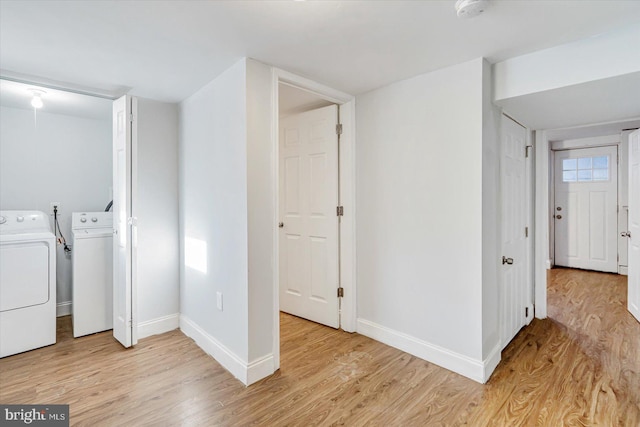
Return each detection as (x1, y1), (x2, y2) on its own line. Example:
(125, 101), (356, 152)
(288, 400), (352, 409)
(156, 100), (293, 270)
(1, 268), (638, 426)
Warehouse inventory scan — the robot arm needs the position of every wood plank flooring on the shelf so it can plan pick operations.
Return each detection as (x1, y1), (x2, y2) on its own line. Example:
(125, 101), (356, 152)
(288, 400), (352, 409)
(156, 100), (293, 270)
(1, 267), (638, 426)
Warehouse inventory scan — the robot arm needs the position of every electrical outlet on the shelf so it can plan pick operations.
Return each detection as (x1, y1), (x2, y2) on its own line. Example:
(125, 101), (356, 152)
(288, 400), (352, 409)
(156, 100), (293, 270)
(49, 202), (61, 215)
(216, 292), (223, 311)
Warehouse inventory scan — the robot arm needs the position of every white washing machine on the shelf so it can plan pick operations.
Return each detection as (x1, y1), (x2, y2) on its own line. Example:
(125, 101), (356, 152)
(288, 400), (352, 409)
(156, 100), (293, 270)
(72, 212), (113, 337)
(0, 210), (57, 358)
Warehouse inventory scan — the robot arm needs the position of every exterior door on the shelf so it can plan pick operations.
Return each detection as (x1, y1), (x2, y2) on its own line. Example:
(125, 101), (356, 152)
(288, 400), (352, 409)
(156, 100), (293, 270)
(500, 115), (532, 349)
(279, 105), (340, 328)
(628, 130), (640, 322)
(112, 95), (137, 347)
(554, 146), (618, 273)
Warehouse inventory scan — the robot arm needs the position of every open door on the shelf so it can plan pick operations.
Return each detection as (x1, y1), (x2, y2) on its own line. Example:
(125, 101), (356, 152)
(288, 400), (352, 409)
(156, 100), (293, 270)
(279, 104), (340, 328)
(628, 129), (640, 323)
(500, 115), (533, 349)
(112, 95), (137, 347)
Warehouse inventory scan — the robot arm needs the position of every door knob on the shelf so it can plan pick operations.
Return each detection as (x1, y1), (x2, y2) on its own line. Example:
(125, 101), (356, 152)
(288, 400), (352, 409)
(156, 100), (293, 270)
(621, 231), (631, 238)
(278, 222), (284, 228)
(502, 256), (514, 265)
(556, 215), (562, 219)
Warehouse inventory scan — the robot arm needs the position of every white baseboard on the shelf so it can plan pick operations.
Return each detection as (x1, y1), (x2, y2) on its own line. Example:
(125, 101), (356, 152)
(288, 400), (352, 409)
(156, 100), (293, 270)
(179, 314), (274, 386)
(545, 259), (552, 269)
(138, 313), (180, 339)
(357, 318), (499, 384)
(247, 353), (276, 385)
(618, 266), (628, 276)
(56, 301), (72, 317)
(482, 343), (502, 383)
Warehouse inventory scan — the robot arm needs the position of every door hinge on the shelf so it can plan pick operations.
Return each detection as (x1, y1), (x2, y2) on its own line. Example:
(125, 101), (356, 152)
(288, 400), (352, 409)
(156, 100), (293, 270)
(337, 206), (344, 216)
(336, 124), (343, 135)
(525, 227), (529, 238)
(525, 307), (529, 317)
(337, 287), (344, 298)
(525, 145), (532, 158)
(129, 113), (134, 123)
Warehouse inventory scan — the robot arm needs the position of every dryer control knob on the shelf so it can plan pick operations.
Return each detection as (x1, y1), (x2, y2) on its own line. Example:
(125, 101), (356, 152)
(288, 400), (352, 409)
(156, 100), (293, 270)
(0, 216), (6, 224)
(16, 216), (24, 222)
(80, 217), (87, 223)
(91, 217), (98, 222)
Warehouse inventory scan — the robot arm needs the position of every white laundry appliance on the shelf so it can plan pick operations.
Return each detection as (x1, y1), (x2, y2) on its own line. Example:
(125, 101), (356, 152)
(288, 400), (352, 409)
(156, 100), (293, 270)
(0, 210), (57, 358)
(72, 212), (113, 337)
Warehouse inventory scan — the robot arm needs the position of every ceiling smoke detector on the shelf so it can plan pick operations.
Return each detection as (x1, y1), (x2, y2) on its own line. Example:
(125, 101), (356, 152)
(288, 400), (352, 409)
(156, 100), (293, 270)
(455, 0), (489, 19)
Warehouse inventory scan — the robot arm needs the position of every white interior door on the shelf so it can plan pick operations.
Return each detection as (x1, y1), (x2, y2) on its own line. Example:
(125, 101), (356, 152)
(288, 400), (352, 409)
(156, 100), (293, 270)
(279, 105), (339, 328)
(554, 146), (618, 273)
(112, 95), (136, 347)
(500, 115), (532, 349)
(628, 130), (640, 322)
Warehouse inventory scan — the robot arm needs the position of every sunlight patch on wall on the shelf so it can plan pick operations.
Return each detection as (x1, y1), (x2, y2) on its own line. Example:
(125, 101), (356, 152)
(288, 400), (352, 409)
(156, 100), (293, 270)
(185, 236), (208, 274)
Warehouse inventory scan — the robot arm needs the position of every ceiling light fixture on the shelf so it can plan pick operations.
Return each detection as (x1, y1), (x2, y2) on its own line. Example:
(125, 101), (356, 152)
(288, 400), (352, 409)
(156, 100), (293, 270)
(455, 0), (489, 19)
(29, 89), (45, 109)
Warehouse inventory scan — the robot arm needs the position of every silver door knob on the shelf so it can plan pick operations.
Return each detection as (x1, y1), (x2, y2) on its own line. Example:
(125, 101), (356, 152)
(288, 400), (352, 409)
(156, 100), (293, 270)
(502, 256), (514, 265)
(621, 231), (631, 238)
(556, 215), (562, 219)
(278, 222), (284, 228)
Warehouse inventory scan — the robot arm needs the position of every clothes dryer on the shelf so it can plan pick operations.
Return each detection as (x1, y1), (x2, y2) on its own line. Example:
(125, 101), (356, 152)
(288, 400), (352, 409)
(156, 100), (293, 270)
(0, 210), (57, 358)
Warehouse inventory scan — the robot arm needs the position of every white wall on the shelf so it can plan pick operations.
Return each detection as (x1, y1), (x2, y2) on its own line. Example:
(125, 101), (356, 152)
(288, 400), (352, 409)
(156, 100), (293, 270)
(246, 59), (275, 365)
(135, 98), (180, 337)
(179, 59), (250, 377)
(355, 58), (500, 382)
(481, 59), (501, 363)
(179, 58), (277, 384)
(494, 25), (640, 101)
(0, 106), (111, 311)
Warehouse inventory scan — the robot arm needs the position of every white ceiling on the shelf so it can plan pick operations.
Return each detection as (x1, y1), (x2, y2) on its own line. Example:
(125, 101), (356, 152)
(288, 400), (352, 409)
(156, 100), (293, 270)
(2, 1), (640, 104)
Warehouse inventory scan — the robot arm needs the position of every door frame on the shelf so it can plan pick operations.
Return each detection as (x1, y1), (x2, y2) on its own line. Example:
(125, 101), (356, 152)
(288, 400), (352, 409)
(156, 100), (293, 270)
(271, 68), (356, 370)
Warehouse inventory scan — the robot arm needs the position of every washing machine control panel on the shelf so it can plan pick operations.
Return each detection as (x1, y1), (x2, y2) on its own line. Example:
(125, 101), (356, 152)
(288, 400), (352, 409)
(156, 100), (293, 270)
(72, 212), (113, 230)
(0, 211), (51, 234)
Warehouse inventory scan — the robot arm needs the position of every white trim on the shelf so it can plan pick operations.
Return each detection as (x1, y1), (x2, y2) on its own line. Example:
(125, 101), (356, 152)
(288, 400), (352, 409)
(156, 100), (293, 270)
(137, 313), (179, 339)
(482, 343), (502, 382)
(271, 68), (358, 370)
(180, 314), (249, 385)
(357, 319), (499, 384)
(534, 131), (549, 319)
(56, 301), (72, 317)
(550, 134), (619, 150)
(247, 353), (275, 385)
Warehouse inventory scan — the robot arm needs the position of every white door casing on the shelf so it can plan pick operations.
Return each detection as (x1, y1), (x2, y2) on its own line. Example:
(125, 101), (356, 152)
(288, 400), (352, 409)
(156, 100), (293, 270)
(279, 104), (340, 328)
(112, 95), (137, 347)
(500, 115), (532, 350)
(554, 146), (618, 273)
(628, 130), (640, 322)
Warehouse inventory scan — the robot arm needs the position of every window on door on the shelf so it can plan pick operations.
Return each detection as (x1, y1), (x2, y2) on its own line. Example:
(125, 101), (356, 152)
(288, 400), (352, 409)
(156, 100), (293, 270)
(562, 155), (609, 182)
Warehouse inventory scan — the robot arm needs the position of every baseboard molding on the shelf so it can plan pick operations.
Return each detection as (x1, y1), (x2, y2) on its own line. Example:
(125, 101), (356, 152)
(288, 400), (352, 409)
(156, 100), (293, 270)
(482, 343), (502, 383)
(179, 315), (274, 386)
(56, 301), (72, 317)
(137, 313), (180, 339)
(357, 318), (499, 384)
(247, 353), (276, 385)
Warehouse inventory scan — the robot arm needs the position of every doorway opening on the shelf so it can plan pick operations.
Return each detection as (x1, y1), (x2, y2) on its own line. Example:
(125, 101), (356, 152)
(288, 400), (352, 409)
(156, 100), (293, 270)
(272, 71), (356, 371)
